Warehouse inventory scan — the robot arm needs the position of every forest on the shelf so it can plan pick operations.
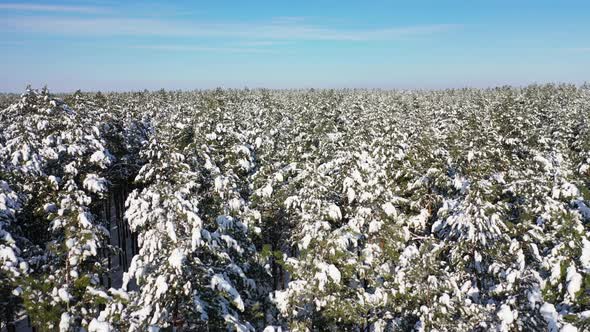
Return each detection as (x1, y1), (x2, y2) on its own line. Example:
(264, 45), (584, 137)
(1, 84), (590, 331)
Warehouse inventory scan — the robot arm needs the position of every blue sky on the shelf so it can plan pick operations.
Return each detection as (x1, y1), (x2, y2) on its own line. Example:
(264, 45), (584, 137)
(0, 0), (589, 91)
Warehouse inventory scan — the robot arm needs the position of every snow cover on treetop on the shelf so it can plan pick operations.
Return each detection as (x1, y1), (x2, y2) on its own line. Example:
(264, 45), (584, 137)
(0, 84), (589, 331)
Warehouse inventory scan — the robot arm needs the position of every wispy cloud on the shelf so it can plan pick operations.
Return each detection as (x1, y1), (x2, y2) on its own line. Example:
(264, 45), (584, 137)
(0, 40), (26, 46)
(566, 47), (590, 52)
(130, 44), (275, 54)
(0, 3), (106, 14)
(0, 16), (460, 41)
(237, 40), (292, 47)
(270, 16), (308, 23)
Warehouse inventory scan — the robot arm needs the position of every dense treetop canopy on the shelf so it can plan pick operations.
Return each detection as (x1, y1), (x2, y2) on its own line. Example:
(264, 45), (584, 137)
(1, 84), (589, 331)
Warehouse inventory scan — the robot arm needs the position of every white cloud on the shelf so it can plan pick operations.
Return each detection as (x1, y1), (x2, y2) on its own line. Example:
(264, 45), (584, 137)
(0, 3), (105, 14)
(0, 15), (460, 41)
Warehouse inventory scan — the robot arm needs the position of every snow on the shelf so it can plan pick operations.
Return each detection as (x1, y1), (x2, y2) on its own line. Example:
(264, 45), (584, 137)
(272, 280), (307, 315)
(57, 287), (72, 303)
(260, 183), (273, 198)
(540, 303), (559, 332)
(238, 158), (251, 171)
(87, 286), (110, 300)
(399, 244), (419, 267)
(561, 324), (578, 332)
(48, 175), (60, 189)
(382, 202), (396, 217)
(0, 246), (17, 263)
(228, 197), (243, 212)
(43, 202), (58, 213)
(191, 226), (203, 250)
(326, 264), (341, 283)
(576, 201), (590, 220)
(368, 219), (383, 233)
(88, 317), (113, 332)
(497, 304), (514, 329)
(347, 187), (356, 203)
(560, 183), (580, 198)
(59, 312), (71, 332)
(327, 204), (342, 221)
(193, 295), (209, 320)
(12, 286), (23, 296)
(64, 162), (78, 175)
(527, 286), (542, 309)
(439, 293), (451, 306)
(550, 260), (562, 285)
(272, 289), (290, 314)
(154, 275), (169, 298)
(284, 196), (300, 209)
(314, 263), (341, 291)
(409, 209), (429, 230)
(78, 212), (93, 229)
(566, 264), (582, 301)
(168, 248), (186, 271)
(221, 234), (244, 254)
(534, 155), (552, 170)
(90, 149), (114, 168)
(5, 85), (590, 331)
(453, 176), (469, 193)
(109, 288), (130, 301)
(581, 238), (590, 270)
(165, 221), (177, 242)
(83, 174), (108, 193)
(37, 119), (49, 130)
(211, 273), (245, 311)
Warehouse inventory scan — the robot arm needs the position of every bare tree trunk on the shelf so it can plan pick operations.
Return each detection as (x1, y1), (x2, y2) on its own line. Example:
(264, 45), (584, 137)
(114, 189), (124, 271)
(106, 193), (112, 288)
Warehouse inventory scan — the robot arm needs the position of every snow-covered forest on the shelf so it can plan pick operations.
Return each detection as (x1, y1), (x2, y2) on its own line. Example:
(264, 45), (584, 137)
(1, 84), (590, 331)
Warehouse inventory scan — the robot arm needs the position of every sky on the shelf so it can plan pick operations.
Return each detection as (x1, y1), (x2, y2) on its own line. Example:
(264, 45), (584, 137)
(0, 0), (589, 92)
